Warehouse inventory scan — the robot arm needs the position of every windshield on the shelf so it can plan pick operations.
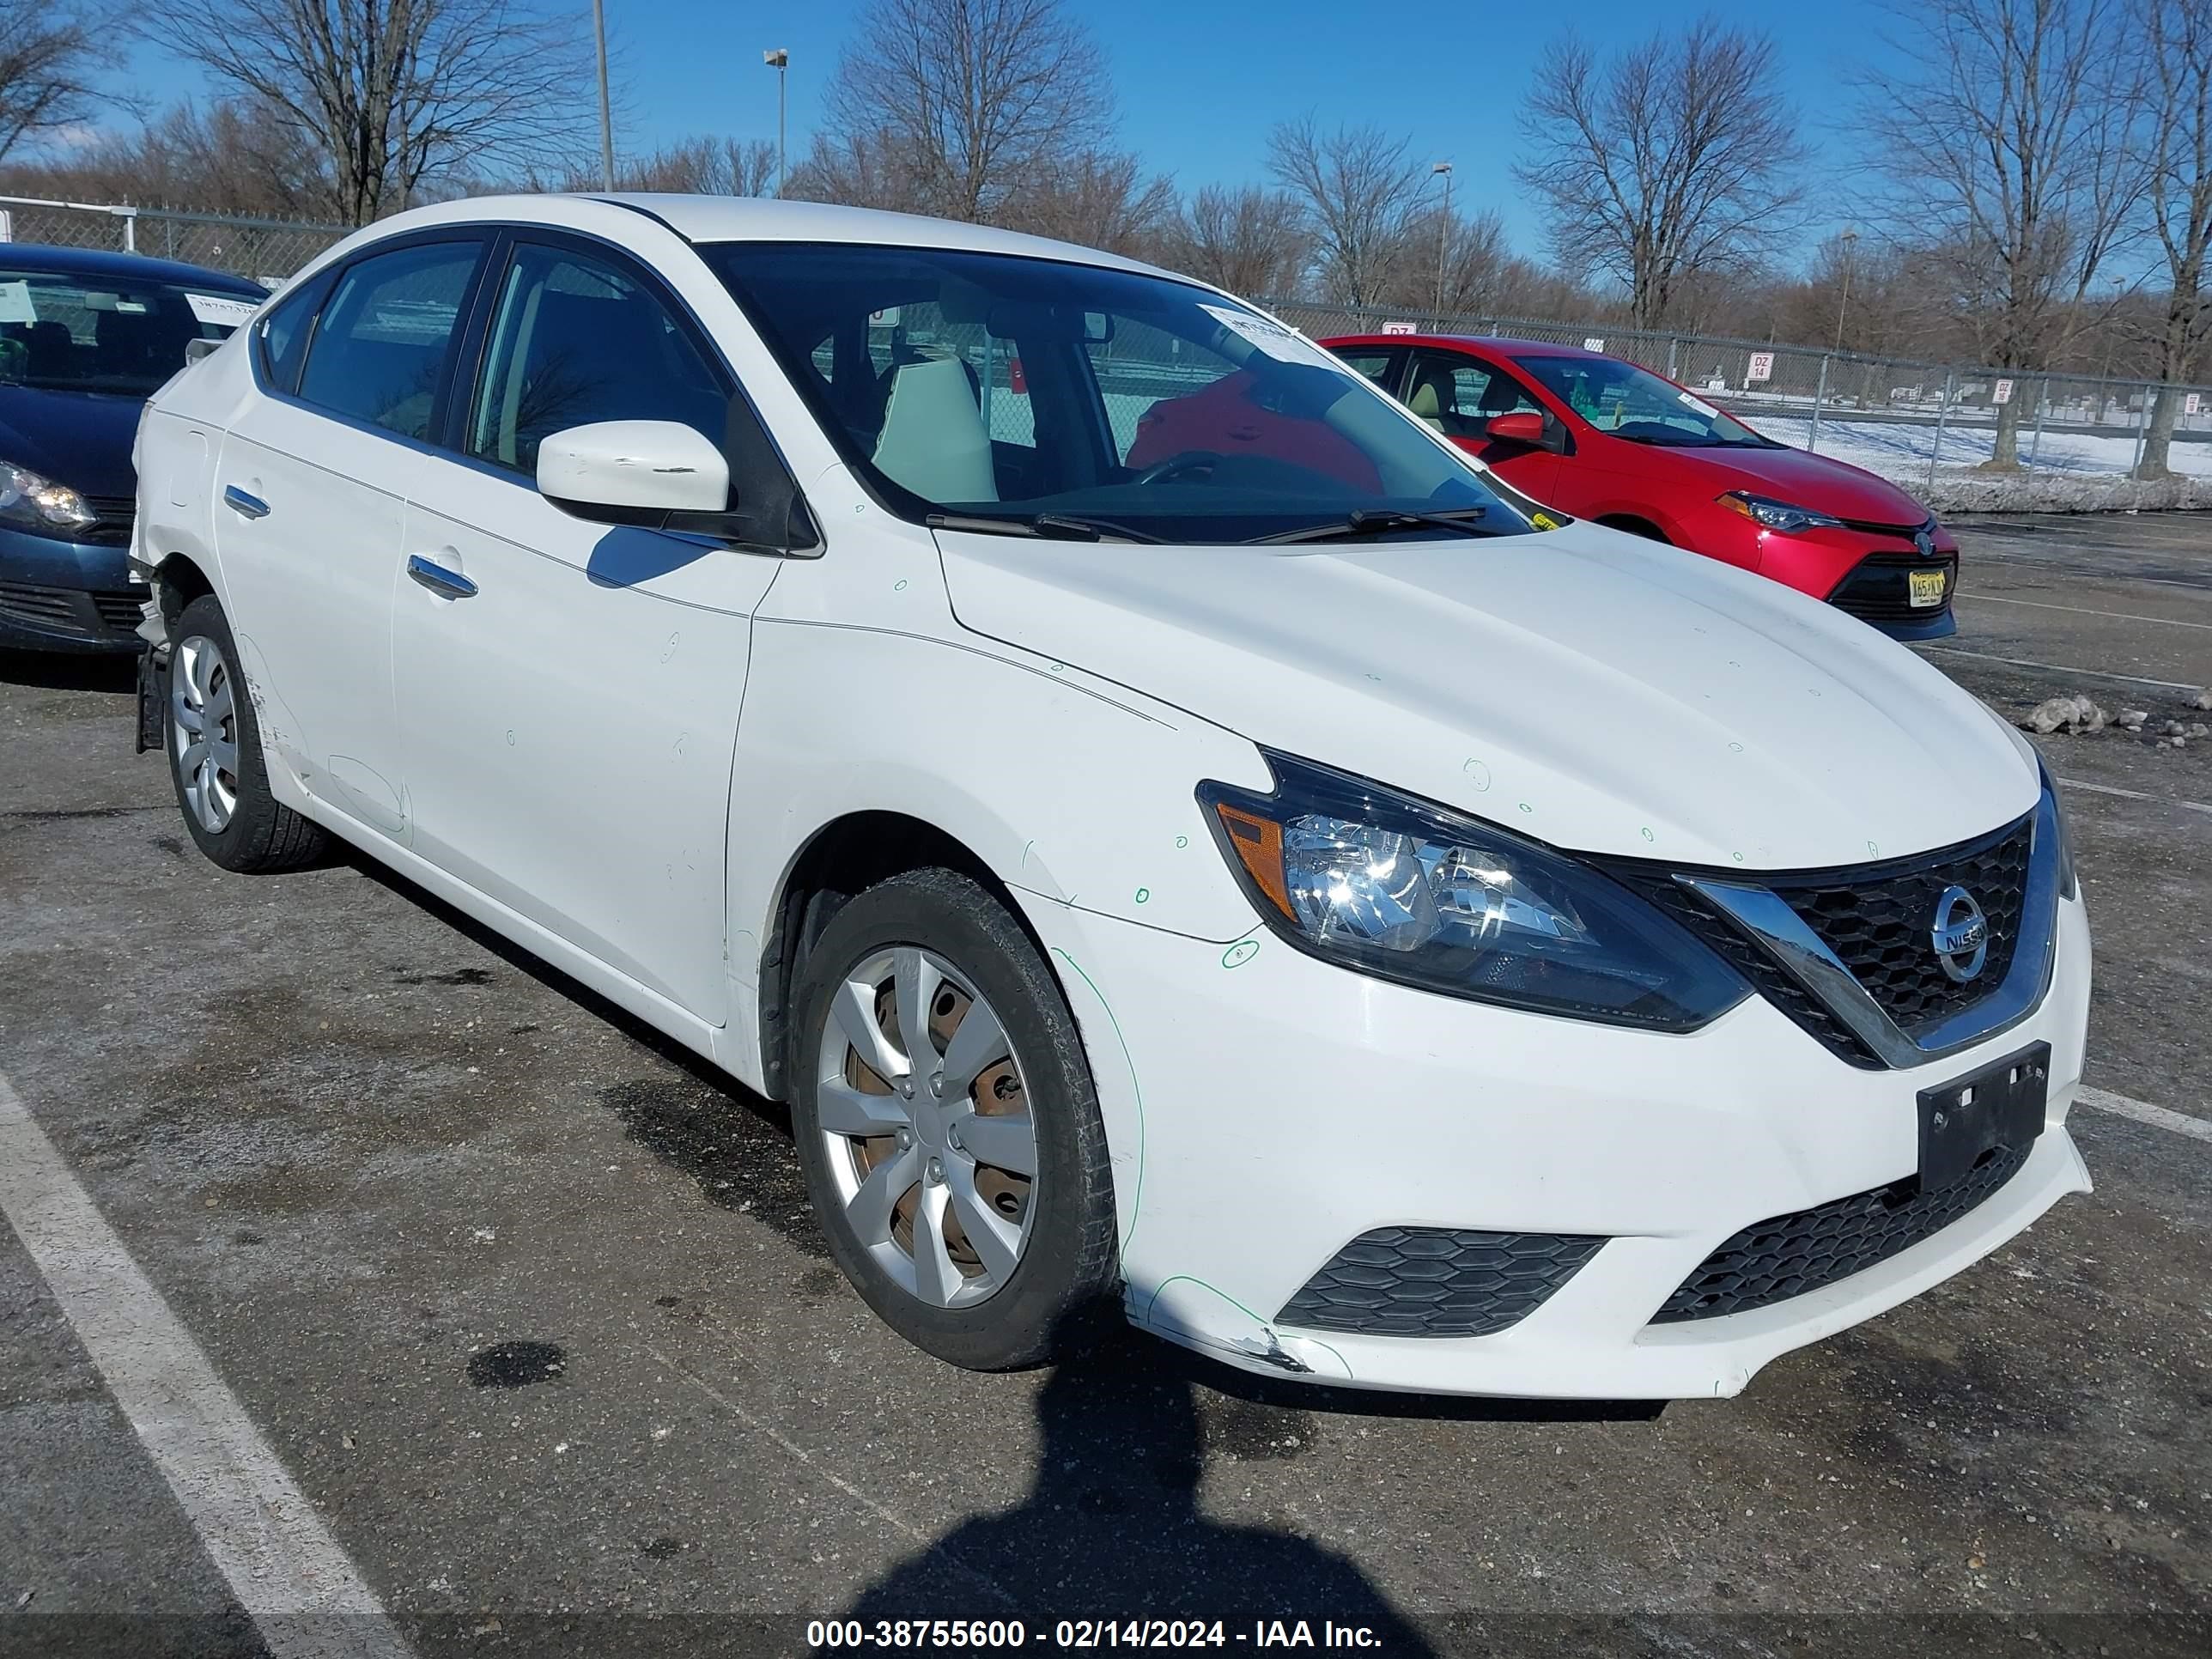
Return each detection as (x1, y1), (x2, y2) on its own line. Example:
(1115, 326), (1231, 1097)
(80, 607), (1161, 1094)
(0, 269), (261, 397)
(702, 242), (1531, 544)
(1514, 355), (1774, 449)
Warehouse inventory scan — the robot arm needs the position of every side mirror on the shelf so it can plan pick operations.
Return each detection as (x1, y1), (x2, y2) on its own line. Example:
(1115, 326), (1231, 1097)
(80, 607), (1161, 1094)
(1485, 411), (1547, 447)
(537, 421), (731, 523)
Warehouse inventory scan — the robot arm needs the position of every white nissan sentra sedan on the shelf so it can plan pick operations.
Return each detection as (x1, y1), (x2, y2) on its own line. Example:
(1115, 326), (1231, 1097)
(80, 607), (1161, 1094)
(130, 195), (2091, 1398)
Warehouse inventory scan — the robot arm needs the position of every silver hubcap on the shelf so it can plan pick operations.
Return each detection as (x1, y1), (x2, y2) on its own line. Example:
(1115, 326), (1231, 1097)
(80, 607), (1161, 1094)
(816, 945), (1038, 1308)
(171, 635), (240, 833)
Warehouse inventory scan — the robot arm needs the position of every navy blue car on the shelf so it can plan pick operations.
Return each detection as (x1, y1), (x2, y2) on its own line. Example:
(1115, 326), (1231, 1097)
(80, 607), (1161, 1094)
(2, 245), (265, 653)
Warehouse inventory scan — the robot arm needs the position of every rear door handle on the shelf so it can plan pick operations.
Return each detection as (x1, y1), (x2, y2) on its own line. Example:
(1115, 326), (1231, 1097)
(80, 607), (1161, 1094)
(222, 484), (270, 520)
(405, 553), (478, 600)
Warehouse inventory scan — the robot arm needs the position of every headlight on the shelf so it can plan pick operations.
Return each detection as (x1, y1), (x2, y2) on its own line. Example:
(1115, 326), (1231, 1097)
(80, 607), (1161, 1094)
(0, 460), (97, 534)
(1717, 490), (1842, 533)
(2040, 762), (2078, 901)
(1198, 755), (1750, 1031)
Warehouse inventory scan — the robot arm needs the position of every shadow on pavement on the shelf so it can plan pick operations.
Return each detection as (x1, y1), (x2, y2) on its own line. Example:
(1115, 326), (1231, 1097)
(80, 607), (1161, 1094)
(836, 1316), (1438, 1650)
(0, 648), (138, 693)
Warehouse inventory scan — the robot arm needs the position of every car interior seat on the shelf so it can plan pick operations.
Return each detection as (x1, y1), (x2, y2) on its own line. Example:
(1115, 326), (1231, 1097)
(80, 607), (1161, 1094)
(1407, 360), (1457, 432)
(24, 320), (74, 382)
(872, 355), (997, 502)
(94, 307), (195, 382)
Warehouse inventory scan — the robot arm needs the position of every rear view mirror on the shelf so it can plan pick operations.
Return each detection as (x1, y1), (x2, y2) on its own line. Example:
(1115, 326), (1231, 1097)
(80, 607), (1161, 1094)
(1486, 412), (1546, 446)
(538, 421), (731, 524)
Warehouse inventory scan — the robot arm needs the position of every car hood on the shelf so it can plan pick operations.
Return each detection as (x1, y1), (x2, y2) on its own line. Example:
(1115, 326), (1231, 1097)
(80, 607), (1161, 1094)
(936, 520), (2035, 870)
(0, 386), (141, 499)
(1678, 439), (1933, 526)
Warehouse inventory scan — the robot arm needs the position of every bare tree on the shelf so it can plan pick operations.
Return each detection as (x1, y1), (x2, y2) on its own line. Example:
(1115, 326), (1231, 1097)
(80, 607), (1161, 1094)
(134, 0), (593, 225)
(1515, 19), (1805, 331)
(1378, 206), (1517, 317)
(1006, 149), (1176, 257)
(1169, 185), (1310, 298)
(1863, 0), (2144, 465)
(1266, 117), (1428, 305)
(562, 136), (779, 197)
(0, 97), (332, 215)
(817, 0), (1110, 224)
(786, 125), (930, 214)
(2130, 0), (2212, 476)
(0, 1), (113, 165)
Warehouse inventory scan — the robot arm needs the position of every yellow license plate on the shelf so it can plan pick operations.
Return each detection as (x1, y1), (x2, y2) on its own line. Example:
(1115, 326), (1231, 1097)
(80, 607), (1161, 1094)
(1909, 568), (1948, 607)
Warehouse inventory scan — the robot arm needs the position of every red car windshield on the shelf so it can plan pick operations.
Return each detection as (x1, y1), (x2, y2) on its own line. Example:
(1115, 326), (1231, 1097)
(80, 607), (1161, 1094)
(1514, 355), (1776, 450)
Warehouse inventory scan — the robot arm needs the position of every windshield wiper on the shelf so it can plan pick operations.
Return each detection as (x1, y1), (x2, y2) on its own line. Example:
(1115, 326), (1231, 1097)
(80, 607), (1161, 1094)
(926, 511), (1164, 544)
(1248, 507), (1491, 545)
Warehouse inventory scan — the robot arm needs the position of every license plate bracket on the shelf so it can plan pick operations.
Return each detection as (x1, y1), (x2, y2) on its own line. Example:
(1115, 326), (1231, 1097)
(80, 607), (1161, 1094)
(1909, 568), (1948, 607)
(1918, 1042), (2050, 1193)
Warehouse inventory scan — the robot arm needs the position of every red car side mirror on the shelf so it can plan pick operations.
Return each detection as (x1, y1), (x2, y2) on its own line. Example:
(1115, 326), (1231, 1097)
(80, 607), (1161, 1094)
(1486, 411), (1546, 446)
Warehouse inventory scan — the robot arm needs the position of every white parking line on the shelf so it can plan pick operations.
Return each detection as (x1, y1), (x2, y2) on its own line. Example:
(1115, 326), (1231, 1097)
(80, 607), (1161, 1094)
(0, 1071), (410, 1659)
(2077, 1085), (2212, 1144)
(1958, 593), (2212, 630)
(1914, 643), (2202, 690)
(2056, 775), (2212, 817)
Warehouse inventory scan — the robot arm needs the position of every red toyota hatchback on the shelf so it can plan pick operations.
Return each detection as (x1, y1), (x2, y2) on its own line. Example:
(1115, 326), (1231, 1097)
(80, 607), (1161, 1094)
(1318, 334), (1959, 640)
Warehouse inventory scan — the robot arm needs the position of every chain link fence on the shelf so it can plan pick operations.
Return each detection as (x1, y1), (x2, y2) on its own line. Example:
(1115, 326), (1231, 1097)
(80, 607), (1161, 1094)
(9, 195), (2210, 496)
(1270, 299), (2212, 493)
(0, 197), (348, 290)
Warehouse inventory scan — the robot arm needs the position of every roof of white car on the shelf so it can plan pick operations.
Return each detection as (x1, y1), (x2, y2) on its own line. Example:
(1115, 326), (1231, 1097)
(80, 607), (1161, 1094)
(377, 192), (1167, 278)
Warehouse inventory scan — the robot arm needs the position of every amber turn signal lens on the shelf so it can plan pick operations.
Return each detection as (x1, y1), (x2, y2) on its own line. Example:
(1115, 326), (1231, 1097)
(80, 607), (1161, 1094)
(1212, 801), (1293, 918)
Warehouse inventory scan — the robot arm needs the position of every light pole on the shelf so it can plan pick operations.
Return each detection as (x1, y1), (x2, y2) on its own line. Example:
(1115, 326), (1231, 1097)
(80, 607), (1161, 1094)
(1832, 226), (1856, 354)
(764, 49), (789, 196)
(592, 0), (616, 190)
(1431, 161), (1453, 315)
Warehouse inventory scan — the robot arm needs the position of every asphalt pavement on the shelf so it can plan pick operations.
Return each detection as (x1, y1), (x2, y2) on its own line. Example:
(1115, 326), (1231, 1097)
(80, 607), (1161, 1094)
(1, 513), (2207, 1657)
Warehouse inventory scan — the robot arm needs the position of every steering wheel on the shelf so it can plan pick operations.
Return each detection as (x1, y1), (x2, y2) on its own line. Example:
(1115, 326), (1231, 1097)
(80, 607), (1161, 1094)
(1131, 449), (1226, 487)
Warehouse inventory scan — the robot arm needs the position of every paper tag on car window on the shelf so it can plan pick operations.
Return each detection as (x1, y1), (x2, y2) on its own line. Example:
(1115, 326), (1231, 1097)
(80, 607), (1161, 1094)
(187, 293), (260, 328)
(1677, 391), (1720, 418)
(1200, 303), (1337, 368)
(0, 280), (35, 324)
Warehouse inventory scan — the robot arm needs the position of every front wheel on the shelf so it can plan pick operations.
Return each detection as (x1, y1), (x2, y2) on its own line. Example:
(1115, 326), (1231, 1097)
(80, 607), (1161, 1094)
(790, 869), (1118, 1370)
(165, 594), (328, 872)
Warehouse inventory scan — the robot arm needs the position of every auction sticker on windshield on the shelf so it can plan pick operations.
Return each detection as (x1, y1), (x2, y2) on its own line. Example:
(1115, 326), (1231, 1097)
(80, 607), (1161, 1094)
(1678, 391), (1722, 418)
(1200, 304), (1338, 368)
(0, 281), (34, 324)
(186, 293), (260, 327)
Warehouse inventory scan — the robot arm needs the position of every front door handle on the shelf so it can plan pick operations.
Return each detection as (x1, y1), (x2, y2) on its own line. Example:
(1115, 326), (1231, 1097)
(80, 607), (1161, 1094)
(222, 484), (270, 520)
(405, 553), (478, 599)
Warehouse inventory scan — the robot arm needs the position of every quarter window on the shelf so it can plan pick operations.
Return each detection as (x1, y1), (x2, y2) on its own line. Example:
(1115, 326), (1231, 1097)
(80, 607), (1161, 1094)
(296, 241), (480, 441)
(467, 244), (727, 476)
(255, 268), (336, 395)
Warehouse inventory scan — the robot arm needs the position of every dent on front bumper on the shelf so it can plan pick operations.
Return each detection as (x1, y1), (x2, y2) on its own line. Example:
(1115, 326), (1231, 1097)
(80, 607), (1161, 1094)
(1016, 887), (2092, 1401)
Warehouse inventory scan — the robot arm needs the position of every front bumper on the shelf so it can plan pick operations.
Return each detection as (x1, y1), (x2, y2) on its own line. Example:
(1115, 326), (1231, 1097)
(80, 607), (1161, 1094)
(0, 524), (146, 653)
(1018, 888), (2091, 1400)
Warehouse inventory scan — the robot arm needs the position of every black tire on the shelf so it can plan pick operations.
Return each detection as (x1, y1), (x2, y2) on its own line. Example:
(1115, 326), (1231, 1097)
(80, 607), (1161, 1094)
(1601, 515), (1671, 544)
(164, 594), (329, 873)
(791, 868), (1118, 1370)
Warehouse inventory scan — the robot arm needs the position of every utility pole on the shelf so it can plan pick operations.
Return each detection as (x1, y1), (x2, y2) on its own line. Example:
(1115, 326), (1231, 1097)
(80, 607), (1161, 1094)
(1832, 226), (1856, 354)
(592, 0), (616, 190)
(764, 49), (790, 195)
(1431, 161), (1452, 315)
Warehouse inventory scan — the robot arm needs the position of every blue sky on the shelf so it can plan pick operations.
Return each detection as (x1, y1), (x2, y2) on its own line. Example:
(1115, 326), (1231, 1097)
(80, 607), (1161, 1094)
(110, 0), (1888, 263)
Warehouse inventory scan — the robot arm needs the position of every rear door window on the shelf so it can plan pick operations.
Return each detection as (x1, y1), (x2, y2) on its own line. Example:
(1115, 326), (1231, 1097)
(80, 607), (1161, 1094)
(297, 240), (482, 441)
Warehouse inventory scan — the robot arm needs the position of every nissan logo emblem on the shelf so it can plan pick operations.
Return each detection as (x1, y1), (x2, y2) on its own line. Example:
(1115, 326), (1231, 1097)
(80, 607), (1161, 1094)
(1930, 884), (1990, 983)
